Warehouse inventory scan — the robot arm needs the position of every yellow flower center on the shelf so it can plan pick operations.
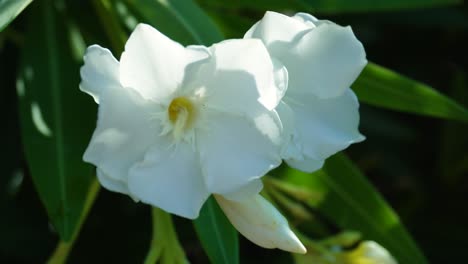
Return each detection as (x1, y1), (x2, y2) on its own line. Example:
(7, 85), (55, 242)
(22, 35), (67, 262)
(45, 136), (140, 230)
(167, 97), (196, 140)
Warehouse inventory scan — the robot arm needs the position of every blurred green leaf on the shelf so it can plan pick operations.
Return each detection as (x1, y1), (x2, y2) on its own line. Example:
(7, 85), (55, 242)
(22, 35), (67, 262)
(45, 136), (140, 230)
(92, 0), (128, 54)
(17, 0), (96, 241)
(283, 153), (428, 264)
(198, 0), (461, 13)
(439, 70), (468, 186)
(353, 62), (468, 122)
(204, 9), (253, 39)
(299, 0), (462, 13)
(125, 0), (223, 46)
(0, 0), (32, 32)
(194, 197), (239, 264)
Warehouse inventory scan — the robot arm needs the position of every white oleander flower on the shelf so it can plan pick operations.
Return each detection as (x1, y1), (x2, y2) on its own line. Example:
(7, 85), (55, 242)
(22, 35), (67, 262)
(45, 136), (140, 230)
(80, 23), (305, 253)
(245, 11), (368, 172)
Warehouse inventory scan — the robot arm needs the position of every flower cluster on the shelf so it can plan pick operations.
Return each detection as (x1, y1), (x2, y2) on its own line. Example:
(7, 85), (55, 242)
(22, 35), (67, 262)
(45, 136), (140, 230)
(80, 11), (367, 253)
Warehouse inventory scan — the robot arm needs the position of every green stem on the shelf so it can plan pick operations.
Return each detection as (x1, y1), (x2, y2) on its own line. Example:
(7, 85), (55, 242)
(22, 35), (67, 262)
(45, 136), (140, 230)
(144, 207), (187, 264)
(47, 241), (71, 264)
(267, 186), (314, 222)
(46, 180), (100, 264)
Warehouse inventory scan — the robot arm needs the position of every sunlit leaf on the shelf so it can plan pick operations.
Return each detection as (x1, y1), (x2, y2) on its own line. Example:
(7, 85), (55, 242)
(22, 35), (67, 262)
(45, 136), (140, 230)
(353, 62), (468, 122)
(299, 0), (462, 13)
(17, 0), (96, 241)
(198, 0), (461, 13)
(282, 153), (428, 264)
(194, 197), (239, 264)
(0, 0), (32, 32)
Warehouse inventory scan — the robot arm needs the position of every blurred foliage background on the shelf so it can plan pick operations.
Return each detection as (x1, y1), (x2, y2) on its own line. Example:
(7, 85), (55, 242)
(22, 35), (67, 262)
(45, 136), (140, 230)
(1, 0), (468, 263)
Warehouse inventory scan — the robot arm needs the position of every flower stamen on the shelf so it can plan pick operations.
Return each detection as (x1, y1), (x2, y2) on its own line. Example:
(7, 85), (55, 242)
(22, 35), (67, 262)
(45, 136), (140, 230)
(168, 97), (196, 140)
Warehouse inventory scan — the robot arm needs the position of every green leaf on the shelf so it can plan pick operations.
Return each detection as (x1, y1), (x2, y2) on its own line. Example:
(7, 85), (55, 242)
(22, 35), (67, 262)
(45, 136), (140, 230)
(353, 62), (468, 122)
(17, 0), (96, 241)
(298, 0), (462, 13)
(90, 0), (127, 54)
(282, 153), (428, 264)
(198, 0), (461, 13)
(0, 0), (32, 32)
(439, 70), (468, 186)
(125, 0), (223, 46)
(194, 197), (239, 264)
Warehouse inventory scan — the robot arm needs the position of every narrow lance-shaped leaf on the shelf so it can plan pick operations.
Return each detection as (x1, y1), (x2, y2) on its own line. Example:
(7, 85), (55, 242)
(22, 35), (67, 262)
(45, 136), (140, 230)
(194, 197), (239, 264)
(197, 0), (461, 14)
(282, 153), (428, 264)
(0, 0), (33, 32)
(17, 0), (96, 241)
(353, 62), (468, 122)
(298, 0), (462, 13)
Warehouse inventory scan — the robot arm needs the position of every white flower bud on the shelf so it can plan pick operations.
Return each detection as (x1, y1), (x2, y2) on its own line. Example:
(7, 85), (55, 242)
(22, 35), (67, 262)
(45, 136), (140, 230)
(215, 194), (306, 254)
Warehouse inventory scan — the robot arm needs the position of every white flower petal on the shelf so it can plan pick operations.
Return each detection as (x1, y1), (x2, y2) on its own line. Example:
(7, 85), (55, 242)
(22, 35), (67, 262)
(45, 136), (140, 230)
(285, 156), (324, 174)
(272, 57), (288, 106)
(221, 179), (263, 202)
(292, 12), (319, 24)
(275, 101), (300, 160)
(215, 194), (306, 254)
(201, 39), (282, 112)
(285, 88), (364, 161)
(83, 84), (158, 183)
(96, 168), (130, 195)
(276, 101), (326, 173)
(128, 143), (210, 219)
(197, 111), (282, 195)
(293, 12), (332, 27)
(120, 23), (209, 101)
(79, 45), (120, 103)
(276, 22), (367, 98)
(244, 11), (311, 50)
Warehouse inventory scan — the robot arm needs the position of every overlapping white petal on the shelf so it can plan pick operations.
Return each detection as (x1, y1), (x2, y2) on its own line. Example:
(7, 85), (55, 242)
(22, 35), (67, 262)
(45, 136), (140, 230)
(197, 38), (282, 113)
(244, 11), (311, 53)
(120, 24), (210, 102)
(197, 111), (281, 196)
(246, 11), (367, 99)
(128, 143), (210, 219)
(278, 23), (367, 98)
(82, 48), (158, 185)
(221, 179), (264, 202)
(96, 169), (130, 195)
(80, 45), (120, 103)
(215, 194), (306, 253)
(287, 89), (364, 161)
(245, 11), (367, 172)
